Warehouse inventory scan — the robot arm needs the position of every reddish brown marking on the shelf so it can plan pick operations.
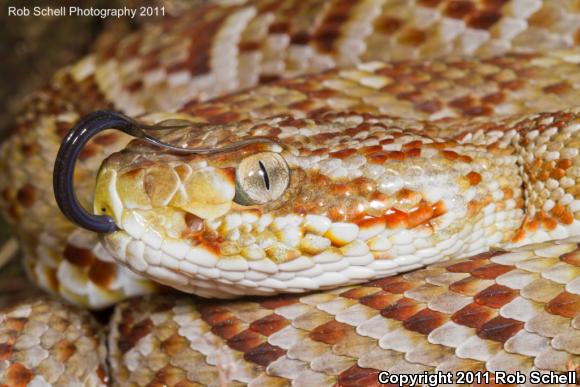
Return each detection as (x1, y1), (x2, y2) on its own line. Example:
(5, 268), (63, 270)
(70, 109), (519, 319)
(340, 286), (381, 300)
(118, 318), (153, 354)
(450, 95), (477, 111)
(543, 81), (573, 95)
(359, 290), (399, 310)
(415, 99), (443, 113)
(6, 363), (33, 387)
(313, 29), (341, 53)
(63, 244), (96, 267)
(290, 31), (310, 45)
(403, 308), (447, 335)
(559, 211), (574, 225)
(16, 184), (35, 208)
(374, 16), (403, 35)
(402, 140), (423, 150)
(198, 305), (230, 325)
(0, 343), (13, 361)
(477, 316), (523, 342)
(398, 28), (427, 46)
(407, 202), (435, 228)
(88, 259), (116, 288)
(330, 149), (357, 159)
(471, 263), (513, 279)
(546, 291), (580, 318)
(260, 297), (297, 310)
(259, 74), (281, 84)
(54, 340), (76, 362)
(556, 159), (573, 170)
(552, 203), (566, 218)
(452, 303), (496, 329)
(227, 330), (263, 352)
(550, 168), (566, 180)
(367, 277), (416, 294)
(404, 148), (421, 158)
(441, 150), (460, 161)
(96, 366), (108, 385)
(472, 250), (507, 260)
(444, 1), (476, 19)
(356, 217), (385, 231)
(502, 187), (514, 200)
(268, 21), (289, 34)
(432, 201), (446, 218)
(447, 259), (487, 273)
(5, 318), (27, 332)
(337, 365), (383, 387)
(243, 342), (285, 367)
(250, 314), (288, 337)
(474, 284), (518, 308)
(79, 144), (98, 160)
(92, 132), (120, 145)
(540, 214), (557, 231)
(368, 150), (405, 163)
(382, 208), (409, 229)
(206, 111), (241, 125)
(211, 318), (244, 340)
(310, 320), (350, 345)
(481, 91), (506, 105)
(450, 276), (493, 296)
(466, 171), (482, 186)
(561, 249), (580, 266)
(161, 334), (189, 357)
(239, 41), (261, 51)
(150, 365), (185, 386)
(418, 0), (442, 7)
(381, 297), (422, 321)
(467, 10), (501, 29)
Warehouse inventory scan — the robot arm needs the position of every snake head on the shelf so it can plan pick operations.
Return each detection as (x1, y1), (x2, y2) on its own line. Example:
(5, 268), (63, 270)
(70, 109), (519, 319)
(91, 113), (306, 296)
(86, 112), (529, 299)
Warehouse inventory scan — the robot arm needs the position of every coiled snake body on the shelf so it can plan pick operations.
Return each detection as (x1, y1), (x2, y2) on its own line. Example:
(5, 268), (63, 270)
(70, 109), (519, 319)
(1, 1), (580, 385)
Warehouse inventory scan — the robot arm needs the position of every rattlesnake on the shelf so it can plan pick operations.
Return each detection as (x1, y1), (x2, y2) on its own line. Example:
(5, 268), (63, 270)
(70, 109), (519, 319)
(1, 1), (580, 385)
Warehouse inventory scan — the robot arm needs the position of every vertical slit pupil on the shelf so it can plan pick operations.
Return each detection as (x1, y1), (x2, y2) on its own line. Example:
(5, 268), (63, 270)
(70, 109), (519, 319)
(258, 160), (270, 190)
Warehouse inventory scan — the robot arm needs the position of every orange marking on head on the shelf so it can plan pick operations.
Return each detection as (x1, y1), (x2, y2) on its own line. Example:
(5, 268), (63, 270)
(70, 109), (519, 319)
(550, 168), (566, 179)
(557, 159), (573, 169)
(467, 200), (482, 217)
(441, 150), (459, 160)
(560, 211), (574, 225)
(384, 208), (408, 229)
(502, 188), (513, 200)
(406, 202), (434, 228)
(466, 171), (482, 186)
(541, 216), (557, 231)
(356, 216), (384, 229)
(432, 201), (446, 218)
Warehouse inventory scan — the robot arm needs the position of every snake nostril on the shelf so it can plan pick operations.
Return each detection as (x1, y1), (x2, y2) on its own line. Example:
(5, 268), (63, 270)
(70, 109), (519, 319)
(184, 212), (205, 234)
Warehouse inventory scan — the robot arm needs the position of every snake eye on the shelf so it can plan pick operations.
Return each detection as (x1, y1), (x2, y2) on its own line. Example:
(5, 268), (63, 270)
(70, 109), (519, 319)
(234, 152), (290, 205)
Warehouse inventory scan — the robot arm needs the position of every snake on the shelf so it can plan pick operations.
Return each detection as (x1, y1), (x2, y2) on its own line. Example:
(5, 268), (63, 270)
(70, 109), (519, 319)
(1, 0), (580, 385)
